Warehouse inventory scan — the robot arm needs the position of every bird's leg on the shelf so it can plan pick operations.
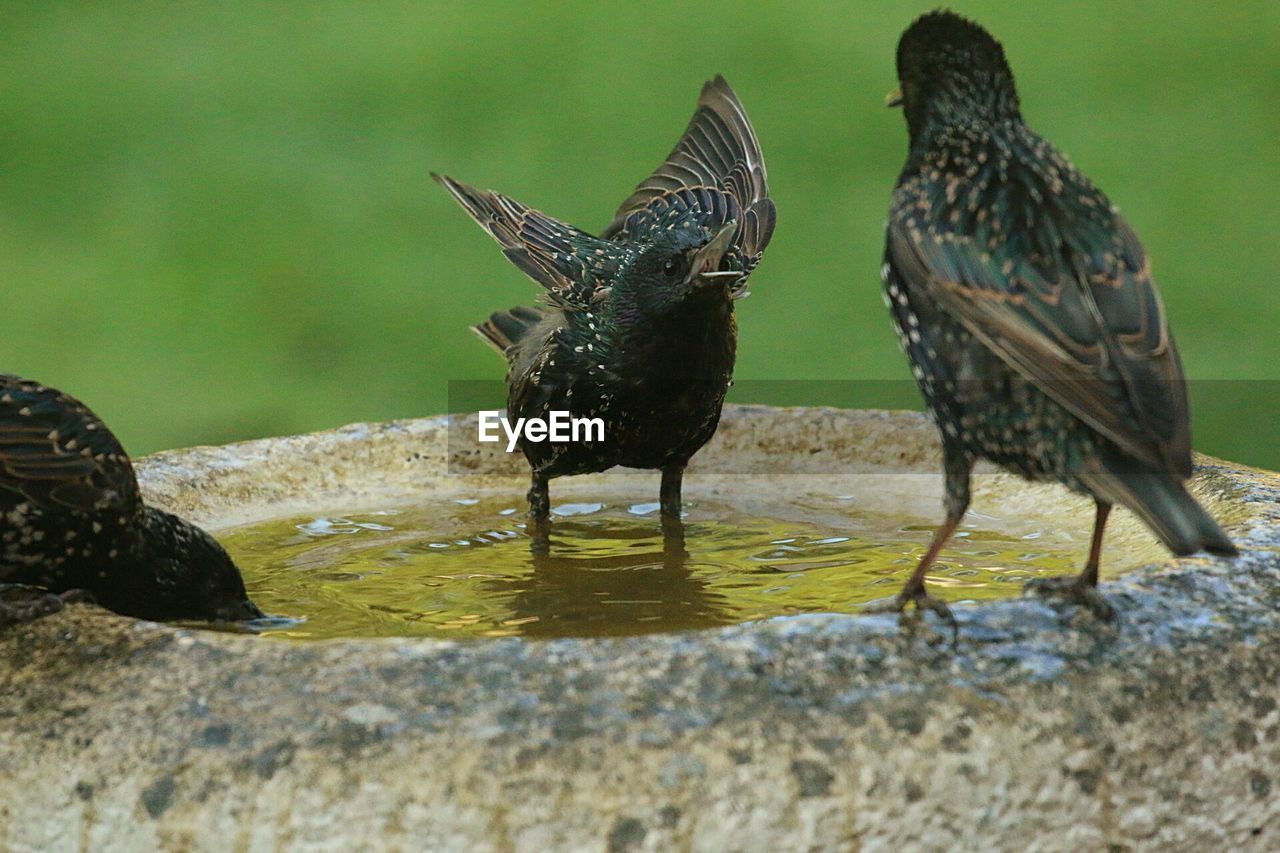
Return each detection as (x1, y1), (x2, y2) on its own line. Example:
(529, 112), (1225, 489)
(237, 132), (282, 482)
(869, 444), (970, 642)
(1081, 501), (1110, 587)
(1026, 501), (1115, 620)
(527, 472), (550, 521)
(885, 514), (962, 641)
(659, 465), (684, 519)
(526, 472), (552, 553)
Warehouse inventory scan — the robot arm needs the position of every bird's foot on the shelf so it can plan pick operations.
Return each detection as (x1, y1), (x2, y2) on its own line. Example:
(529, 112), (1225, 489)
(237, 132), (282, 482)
(0, 586), (76, 628)
(866, 585), (958, 645)
(1024, 576), (1115, 621)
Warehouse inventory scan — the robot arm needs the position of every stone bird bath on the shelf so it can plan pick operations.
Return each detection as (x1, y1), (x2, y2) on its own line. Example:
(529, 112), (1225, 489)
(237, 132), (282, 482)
(2, 406), (1277, 850)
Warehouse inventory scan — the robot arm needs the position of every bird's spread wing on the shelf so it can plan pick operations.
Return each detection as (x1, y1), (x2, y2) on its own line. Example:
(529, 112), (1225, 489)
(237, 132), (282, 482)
(434, 174), (631, 310)
(0, 375), (141, 513)
(889, 149), (1191, 476)
(602, 75), (776, 297)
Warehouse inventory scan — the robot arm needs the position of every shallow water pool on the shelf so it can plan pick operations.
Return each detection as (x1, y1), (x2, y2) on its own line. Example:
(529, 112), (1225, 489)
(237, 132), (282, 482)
(222, 495), (1090, 639)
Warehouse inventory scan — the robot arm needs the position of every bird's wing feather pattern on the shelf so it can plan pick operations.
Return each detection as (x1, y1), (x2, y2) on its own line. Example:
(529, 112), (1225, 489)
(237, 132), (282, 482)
(602, 75), (776, 297)
(889, 141), (1191, 476)
(0, 375), (140, 513)
(434, 174), (631, 309)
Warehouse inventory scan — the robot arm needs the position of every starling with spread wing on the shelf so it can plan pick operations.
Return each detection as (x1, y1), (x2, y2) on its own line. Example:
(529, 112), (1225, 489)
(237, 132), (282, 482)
(436, 76), (775, 526)
(0, 374), (262, 624)
(880, 12), (1236, 627)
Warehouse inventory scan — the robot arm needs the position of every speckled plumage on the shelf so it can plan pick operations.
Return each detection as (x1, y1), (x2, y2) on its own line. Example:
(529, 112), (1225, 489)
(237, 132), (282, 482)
(437, 76), (775, 523)
(882, 12), (1236, 624)
(0, 375), (262, 623)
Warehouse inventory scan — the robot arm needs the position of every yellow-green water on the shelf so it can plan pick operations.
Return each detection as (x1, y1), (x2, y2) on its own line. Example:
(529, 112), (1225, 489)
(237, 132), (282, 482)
(222, 496), (1087, 640)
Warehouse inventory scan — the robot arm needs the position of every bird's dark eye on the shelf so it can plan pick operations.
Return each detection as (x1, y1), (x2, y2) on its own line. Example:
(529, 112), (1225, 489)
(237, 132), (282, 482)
(662, 258), (679, 276)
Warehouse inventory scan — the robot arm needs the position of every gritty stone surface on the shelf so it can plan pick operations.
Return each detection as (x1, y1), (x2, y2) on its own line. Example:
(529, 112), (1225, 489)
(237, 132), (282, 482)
(1, 406), (1278, 852)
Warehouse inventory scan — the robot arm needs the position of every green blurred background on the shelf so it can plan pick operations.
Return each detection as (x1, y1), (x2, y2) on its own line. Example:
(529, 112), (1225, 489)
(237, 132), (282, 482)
(2, 2), (1276, 465)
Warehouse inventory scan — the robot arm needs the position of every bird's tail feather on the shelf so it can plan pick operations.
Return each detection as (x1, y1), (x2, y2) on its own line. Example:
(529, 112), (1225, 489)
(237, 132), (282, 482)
(1080, 448), (1238, 557)
(471, 305), (548, 356)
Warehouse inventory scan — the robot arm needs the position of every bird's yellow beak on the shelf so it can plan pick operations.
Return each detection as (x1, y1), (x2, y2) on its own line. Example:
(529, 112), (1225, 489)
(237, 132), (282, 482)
(885, 87), (903, 108)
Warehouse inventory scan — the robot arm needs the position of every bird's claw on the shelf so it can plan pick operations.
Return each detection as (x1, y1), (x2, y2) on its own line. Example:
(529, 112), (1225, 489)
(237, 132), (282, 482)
(1024, 576), (1115, 621)
(867, 586), (959, 645)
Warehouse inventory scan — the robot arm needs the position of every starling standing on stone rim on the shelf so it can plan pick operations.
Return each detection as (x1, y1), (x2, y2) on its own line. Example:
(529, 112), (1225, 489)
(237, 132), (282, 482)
(435, 76), (775, 527)
(880, 12), (1236, 626)
(0, 374), (263, 624)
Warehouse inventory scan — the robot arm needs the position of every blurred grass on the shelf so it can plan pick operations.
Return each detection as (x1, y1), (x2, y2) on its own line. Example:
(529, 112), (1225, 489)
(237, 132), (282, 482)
(0, 2), (1276, 466)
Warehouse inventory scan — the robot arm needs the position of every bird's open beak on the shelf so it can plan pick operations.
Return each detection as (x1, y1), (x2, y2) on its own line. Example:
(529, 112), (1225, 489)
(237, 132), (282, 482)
(885, 87), (903, 108)
(686, 224), (739, 286)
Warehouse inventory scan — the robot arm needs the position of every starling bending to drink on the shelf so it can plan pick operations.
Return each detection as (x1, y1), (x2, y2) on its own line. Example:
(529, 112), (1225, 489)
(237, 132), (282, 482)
(0, 374), (263, 625)
(436, 76), (775, 525)
(881, 12), (1236, 626)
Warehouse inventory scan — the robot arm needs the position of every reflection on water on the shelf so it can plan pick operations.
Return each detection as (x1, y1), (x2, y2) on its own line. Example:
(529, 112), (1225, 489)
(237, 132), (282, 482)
(221, 498), (1083, 640)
